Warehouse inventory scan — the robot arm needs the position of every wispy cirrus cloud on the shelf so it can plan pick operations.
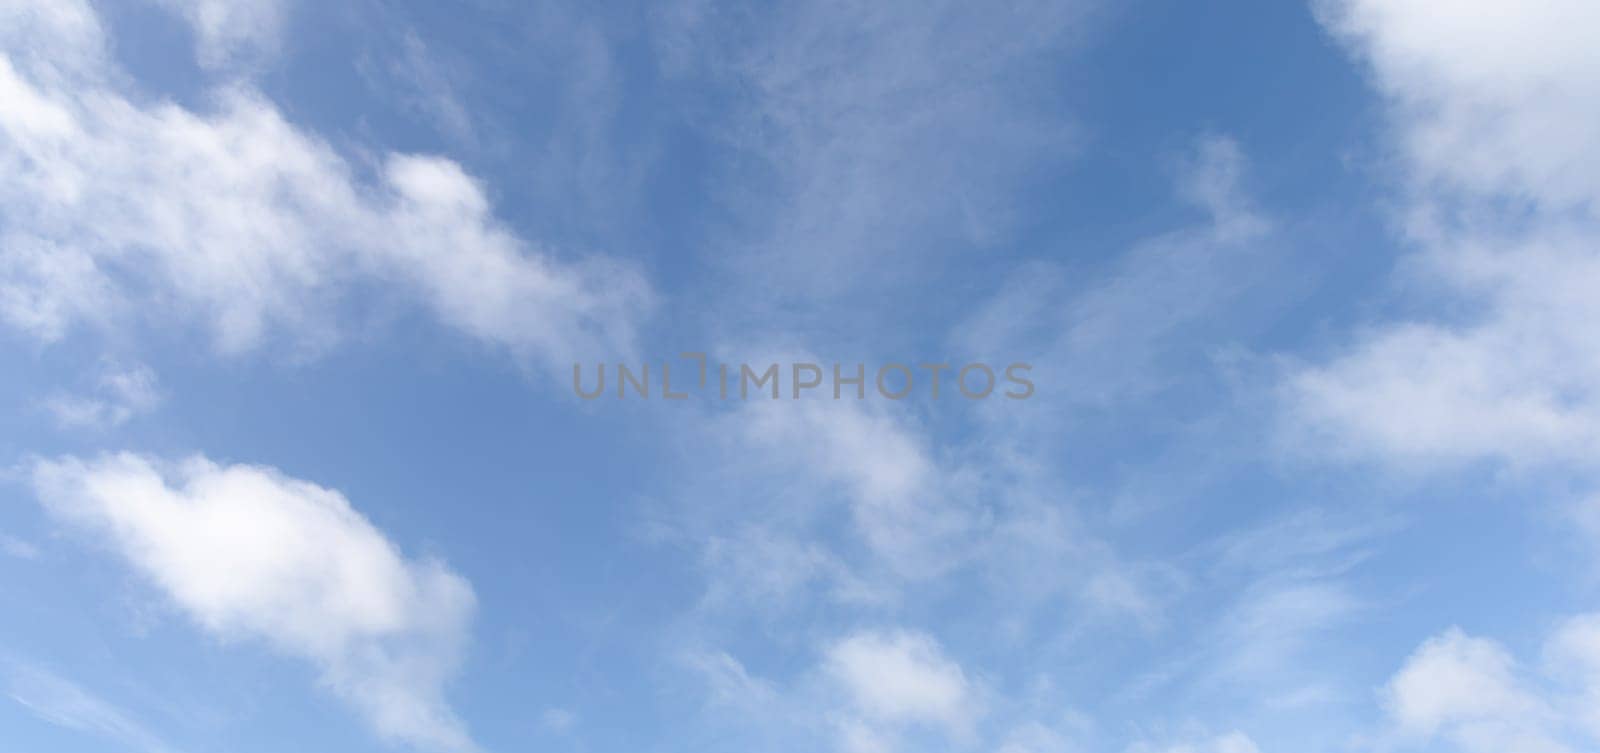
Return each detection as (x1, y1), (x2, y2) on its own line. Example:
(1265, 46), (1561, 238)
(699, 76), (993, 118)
(155, 0), (294, 68)
(664, 137), (1302, 752)
(6, 664), (179, 753)
(43, 361), (161, 430)
(659, 0), (1092, 315)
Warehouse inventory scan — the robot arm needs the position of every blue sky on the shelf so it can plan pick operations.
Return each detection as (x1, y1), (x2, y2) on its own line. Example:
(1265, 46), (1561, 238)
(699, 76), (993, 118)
(3, 1), (1600, 752)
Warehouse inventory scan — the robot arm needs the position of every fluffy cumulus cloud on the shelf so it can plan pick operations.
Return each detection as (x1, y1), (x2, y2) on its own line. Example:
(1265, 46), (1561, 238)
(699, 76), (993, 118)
(28, 453), (477, 752)
(0, 0), (650, 372)
(1384, 630), (1542, 743)
(1318, 0), (1600, 209)
(1289, 0), (1600, 471)
(1379, 619), (1600, 753)
(823, 630), (977, 739)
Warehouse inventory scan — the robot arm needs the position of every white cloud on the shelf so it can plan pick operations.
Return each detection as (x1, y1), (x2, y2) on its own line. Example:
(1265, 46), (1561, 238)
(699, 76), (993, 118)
(1288, 226), (1600, 469)
(1375, 616), (1600, 753)
(823, 630), (976, 734)
(1317, 0), (1600, 209)
(0, 0), (650, 373)
(28, 453), (477, 752)
(1381, 626), (1586, 753)
(1289, 1), (1600, 472)
(44, 361), (161, 430)
(0, 0), (103, 78)
(1385, 629), (1540, 736)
